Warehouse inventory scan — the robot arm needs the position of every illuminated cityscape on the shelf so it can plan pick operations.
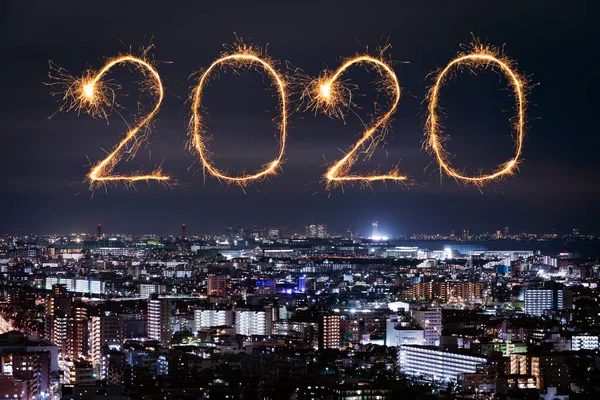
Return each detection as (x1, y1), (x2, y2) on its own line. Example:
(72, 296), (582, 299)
(0, 224), (600, 398)
(2, 0), (599, 399)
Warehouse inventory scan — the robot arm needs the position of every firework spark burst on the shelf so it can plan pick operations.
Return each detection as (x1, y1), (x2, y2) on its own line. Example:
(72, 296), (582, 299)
(425, 39), (528, 185)
(189, 41), (288, 187)
(302, 51), (408, 189)
(49, 50), (171, 189)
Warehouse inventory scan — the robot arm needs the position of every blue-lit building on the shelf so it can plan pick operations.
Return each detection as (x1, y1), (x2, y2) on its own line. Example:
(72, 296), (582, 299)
(296, 275), (307, 293)
(495, 265), (510, 275)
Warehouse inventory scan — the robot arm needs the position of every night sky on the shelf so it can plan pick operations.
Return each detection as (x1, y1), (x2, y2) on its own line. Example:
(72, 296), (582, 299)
(1, 0), (599, 236)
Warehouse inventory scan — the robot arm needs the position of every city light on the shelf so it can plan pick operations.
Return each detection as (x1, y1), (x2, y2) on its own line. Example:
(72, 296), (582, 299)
(5, 1), (597, 398)
(370, 235), (389, 241)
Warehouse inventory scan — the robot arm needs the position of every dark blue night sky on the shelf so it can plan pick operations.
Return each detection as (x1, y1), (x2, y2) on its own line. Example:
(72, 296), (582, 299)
(1, 0), (598, 235)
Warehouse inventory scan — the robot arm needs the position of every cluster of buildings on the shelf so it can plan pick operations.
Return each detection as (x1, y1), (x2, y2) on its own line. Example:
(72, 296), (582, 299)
(0, 227), (599, 398)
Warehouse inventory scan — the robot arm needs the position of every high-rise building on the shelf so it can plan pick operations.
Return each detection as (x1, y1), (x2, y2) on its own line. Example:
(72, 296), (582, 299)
(412, 308), (442, 347)
(317, 224), (327, 239)
(345, 228), (353, 240)
(318, 314), (341, 350)
(45, 287), (88, 360)
(305, 224), (327, 239)
(296, 275), (307, 293)
(194, 309), (233, 330)
(267, 229), (280, 240)
(403, 282), (449, 301)
(45, 284), (72, 319)
(0, 375), (31, 399)
(235, 309), (273, 336)
(51, 316), (69, 354)
(524, 288), (572, 316)
(66, 306), (88, 359)
(462, 229), (469, 241)
(91, 312), (123, 379)
(147, 295), (172, 346)
(44, 277), (105, 294)
(207, 275), (227, 297)
(372, 221), (379, 238)
(452, 282), (485, 303)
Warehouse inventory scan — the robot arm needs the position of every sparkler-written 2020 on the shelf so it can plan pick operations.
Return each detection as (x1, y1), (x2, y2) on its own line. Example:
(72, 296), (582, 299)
(48, 39), (528, 191)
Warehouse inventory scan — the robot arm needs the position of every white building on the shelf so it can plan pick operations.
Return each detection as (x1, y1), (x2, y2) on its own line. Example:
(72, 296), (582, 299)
(194, 309), (233, 330)
(524, 288), (571, 316)
(74, 279), (89, 293)
(139, 283), (167, 299)
(44, 277), (105, 294)
(387, 328), (424, 347)
(388, 302), (410, 312)
(571, 335), (599, 351)
(398, 345), (487, 383)
(235, 309), (272, 336)
(386, 314), (424, 346)
(412, 308), (442, 346)
(147, 296), (172, 346)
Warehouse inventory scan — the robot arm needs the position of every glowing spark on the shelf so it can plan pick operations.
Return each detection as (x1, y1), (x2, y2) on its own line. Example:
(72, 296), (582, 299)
(320, 83), (331, 99)
(189, 42), (288, 186)
(304, 54), (407, 188)
(425, 40), (527, 184)
(82, 82), (95, 99)
(50, 53), (170, 189)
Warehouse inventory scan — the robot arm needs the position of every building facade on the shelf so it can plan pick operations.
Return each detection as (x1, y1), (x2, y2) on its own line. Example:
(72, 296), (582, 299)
(398, 345), (487, 383)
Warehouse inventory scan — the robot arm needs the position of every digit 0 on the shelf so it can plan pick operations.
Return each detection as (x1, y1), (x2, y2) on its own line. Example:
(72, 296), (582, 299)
(189, 44), (288, 186)
(426, 44), (526, 183)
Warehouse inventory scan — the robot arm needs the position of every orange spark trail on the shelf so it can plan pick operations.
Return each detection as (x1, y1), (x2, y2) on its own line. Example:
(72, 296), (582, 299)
(189, 44), (288, 186)
(305, 55), (407, 188)
(52, 53), (170, 189)
(426, 42), (527, 184)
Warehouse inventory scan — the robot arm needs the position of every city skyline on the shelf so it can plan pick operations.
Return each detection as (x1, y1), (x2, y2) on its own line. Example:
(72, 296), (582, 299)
(1, 218), (598, 398)
(2, 221), (596, 238)
(3, 1), (600, 399)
